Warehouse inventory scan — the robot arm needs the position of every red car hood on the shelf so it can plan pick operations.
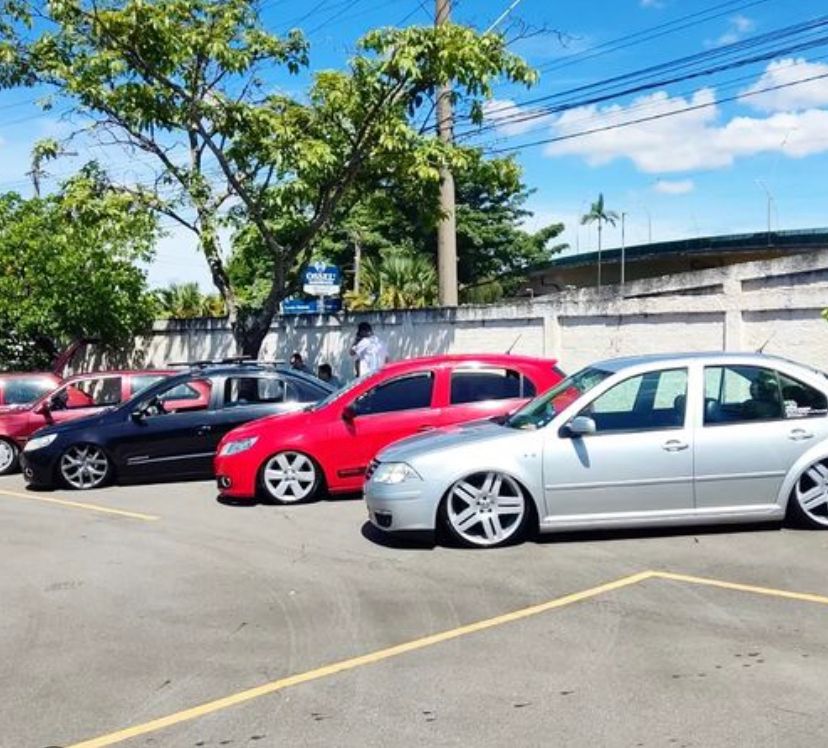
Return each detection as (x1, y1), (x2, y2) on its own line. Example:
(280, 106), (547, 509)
(221, 407), (318, 445)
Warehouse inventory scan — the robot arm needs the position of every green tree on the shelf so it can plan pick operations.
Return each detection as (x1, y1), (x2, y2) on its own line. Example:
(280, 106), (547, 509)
(345, 248), (438, 310)
(317, 154), (566, 305)
(580, 193), (619, 289)
(0, 165), (159, 370)
(155, 282), (225, 319)
(0, 0), (535, 354)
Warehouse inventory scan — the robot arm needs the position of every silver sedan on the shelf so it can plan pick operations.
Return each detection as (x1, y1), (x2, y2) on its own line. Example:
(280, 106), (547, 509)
(364, 352), (828, 548)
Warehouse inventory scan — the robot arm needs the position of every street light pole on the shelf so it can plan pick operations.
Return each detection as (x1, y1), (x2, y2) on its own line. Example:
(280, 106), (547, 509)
(755, 179), (774, 245)
(620, 211), (626, 295)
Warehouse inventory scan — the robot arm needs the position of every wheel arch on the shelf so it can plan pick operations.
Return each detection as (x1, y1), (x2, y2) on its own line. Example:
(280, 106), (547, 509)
(776, 441), (828, 511)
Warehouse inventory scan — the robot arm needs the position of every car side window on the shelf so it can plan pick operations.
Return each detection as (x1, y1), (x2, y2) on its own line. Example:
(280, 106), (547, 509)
(450, 368), (533, 405)
(779, 372), (828, 419)
(353, 373), (433, 416)
(704, 365), (785, 424)
(224, 377), (286, 407)
(143, 378), (212, 416)
(131, 375), (167, 396)
(580, 368), (688, 433)
(56, 377), (122, 409)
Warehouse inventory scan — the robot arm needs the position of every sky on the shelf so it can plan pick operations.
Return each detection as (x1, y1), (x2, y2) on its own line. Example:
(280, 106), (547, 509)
(0, 0), (827, 290)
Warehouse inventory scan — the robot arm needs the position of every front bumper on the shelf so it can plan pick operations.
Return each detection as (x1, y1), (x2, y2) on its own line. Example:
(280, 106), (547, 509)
(19, 449), (57, 487)
(364, 481), (438, 532)
(213, 453), (259, 499)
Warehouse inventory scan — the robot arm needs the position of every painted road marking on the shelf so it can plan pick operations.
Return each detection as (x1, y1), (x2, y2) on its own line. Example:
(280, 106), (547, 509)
(652, 570), (828, 606)
(0, 488), (159, 522)
(65, 568), (828, 747)
(66, 571), (655, 748)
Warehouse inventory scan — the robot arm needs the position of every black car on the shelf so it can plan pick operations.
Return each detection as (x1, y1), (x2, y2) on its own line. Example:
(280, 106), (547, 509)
(20, 362), (333, 490)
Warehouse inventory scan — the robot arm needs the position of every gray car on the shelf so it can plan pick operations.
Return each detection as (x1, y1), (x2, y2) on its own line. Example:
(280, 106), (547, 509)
(364, 352), (828, 548)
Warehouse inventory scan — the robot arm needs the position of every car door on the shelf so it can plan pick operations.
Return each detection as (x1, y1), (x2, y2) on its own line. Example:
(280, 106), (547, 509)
(334, 371), (439, 480)
(443, 365), (536, 425)
(209, 374), (309, 445)
(111, 377), (217, 479)
(694, 364), (828, 509)
(543, 367), (694, 518)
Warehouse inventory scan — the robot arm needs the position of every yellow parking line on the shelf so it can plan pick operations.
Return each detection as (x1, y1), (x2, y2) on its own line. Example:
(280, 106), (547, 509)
(653, 570), (828, 606)
(66, 570), (655, 747)
(0, 488), (159, 522)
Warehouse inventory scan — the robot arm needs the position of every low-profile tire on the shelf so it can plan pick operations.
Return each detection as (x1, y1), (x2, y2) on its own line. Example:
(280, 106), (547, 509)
(260, 451), (321, 504)
(441, 471), (531, 548)
(787, 459), (828, 529)
(0, 438), (19, 475)
(59, 444), (112, 490)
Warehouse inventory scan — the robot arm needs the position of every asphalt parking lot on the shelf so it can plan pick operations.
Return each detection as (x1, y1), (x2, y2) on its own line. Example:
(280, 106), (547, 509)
(3, 476), (828, 748)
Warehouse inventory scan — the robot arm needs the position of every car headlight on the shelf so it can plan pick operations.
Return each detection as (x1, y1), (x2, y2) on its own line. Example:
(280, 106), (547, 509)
(371, 462), (422, 485)
(218, 436), (258, 457)
(24, 434), (57, 452)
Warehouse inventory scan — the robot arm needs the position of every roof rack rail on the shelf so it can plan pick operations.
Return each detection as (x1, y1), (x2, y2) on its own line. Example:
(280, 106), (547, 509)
(165, 357), (288, 369)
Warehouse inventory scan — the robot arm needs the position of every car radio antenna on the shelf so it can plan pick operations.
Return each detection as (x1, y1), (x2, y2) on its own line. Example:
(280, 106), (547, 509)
(756, 331), (776, 354)
(505, 334), (522, 355)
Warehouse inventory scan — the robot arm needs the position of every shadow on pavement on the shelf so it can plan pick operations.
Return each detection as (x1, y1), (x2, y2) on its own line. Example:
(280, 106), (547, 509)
(361, 521), (437, 549)
(533, 520), (785, 545)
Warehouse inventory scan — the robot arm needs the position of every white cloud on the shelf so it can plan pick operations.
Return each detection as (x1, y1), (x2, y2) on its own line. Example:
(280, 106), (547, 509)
(742, 58), (828, 112)
(542, 87), (828, 174)
(482, 98), (552, 137)
(654, 179), (694, 195)
(707, 14), (755, 47)
(640, 0), (664, 8)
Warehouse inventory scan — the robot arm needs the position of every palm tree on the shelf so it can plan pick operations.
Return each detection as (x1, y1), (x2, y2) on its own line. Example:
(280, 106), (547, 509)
(155, 282), (226, 319)
(343, 249), (437, 310)
(580, 193), (619, 290)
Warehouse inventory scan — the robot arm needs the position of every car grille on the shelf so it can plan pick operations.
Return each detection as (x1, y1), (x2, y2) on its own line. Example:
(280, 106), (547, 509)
(365, 459), (379, 480)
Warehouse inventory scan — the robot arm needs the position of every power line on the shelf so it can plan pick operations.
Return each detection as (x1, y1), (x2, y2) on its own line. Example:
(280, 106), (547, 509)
(453, 17), (828, 139)
(536, 0), (774, 75)
(486, 69), (828, 155)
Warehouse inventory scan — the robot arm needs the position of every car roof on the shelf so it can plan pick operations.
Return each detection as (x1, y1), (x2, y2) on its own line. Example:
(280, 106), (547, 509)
(0, 371), (61, 381)
(61, 369), (175, 384)
(589, 351), (806, 373)
(379, 353), (557, 374)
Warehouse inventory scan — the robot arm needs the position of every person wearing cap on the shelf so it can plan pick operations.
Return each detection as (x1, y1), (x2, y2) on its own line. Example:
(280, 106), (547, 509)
(349, 322), (388, 378)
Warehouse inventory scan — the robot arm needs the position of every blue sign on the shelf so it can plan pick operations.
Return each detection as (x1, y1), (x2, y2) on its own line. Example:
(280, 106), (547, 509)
(281, 297), (342, 315)
(302, 262), (341, 296)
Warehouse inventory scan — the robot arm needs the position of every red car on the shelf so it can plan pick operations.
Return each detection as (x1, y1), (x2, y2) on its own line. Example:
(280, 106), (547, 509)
(0, 369), (193, 475)
(215, 354), (564, 503)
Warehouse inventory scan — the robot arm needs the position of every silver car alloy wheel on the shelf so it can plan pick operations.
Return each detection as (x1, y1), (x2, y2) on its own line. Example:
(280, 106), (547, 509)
(0, 438), (17, 474)
(447, 471), (526, 547)
(60, 445), (110, 489)
(794, 461), (828, 527)
(262, 452), (317, 503)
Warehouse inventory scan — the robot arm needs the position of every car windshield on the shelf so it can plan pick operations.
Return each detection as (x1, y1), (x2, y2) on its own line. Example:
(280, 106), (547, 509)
(504, 366), (613, 430)
(308, 377), (362, 411)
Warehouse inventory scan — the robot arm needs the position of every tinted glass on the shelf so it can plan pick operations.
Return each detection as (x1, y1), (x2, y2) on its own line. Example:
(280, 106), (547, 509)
(3, 378), (55, 405)
(292, 378), (331, 402)
(224, 377), (286, 406)
(704, 365), (784, 424)
(131, 375), (167, 395)
(141, 377), (211, 415)
(779, 372), (828, 419)
(353, 373), (433, 415)
(450, 368), (525, 404)
(583, 368), (688, 433)
(506, 367), (611, 430)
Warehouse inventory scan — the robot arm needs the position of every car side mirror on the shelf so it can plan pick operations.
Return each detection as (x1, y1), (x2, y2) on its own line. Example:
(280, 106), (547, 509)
(130, 409), (145, 423)
(342, 404), (357, 422)
(562, 415), (596, 438)
(33, 401), (49, 416)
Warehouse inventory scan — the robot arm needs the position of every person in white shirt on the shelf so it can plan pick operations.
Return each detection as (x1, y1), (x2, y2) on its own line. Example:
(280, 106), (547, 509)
(350, 322), (388, 377)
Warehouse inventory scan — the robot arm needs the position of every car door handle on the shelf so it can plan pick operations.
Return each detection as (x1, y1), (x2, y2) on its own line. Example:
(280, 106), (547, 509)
(789, 428), (814, 441)
(196, 425), (212, 436)
(662, 439), (689, 452)
(417, 425), (436, 433)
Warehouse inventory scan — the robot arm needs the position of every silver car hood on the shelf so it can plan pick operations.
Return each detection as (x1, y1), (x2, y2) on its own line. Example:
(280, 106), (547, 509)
(378, 420), (514, 463)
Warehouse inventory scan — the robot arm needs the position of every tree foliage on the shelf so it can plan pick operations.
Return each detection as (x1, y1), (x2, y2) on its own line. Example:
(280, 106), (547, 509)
(155, 282), (225, 318)
(0, 165), (159, 370)
(0, 0), (537, 353)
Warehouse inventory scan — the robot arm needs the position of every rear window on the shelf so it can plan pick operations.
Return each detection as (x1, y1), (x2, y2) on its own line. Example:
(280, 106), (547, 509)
(450, 368), (534, 405)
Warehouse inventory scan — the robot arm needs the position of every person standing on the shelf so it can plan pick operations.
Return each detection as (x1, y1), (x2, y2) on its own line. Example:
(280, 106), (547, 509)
(289, 352), (311, 374)
(350, 322), (388, 378)
(316, 363), (343, 389)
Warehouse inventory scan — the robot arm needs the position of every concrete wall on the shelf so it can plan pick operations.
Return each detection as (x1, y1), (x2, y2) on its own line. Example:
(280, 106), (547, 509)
(93, 249), (828, 377)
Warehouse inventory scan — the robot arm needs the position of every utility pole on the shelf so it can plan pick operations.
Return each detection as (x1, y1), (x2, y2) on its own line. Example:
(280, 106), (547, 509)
(436, 0), (458, 307)
(352, 230), (362, 295)
(620, 211), (626, 296)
